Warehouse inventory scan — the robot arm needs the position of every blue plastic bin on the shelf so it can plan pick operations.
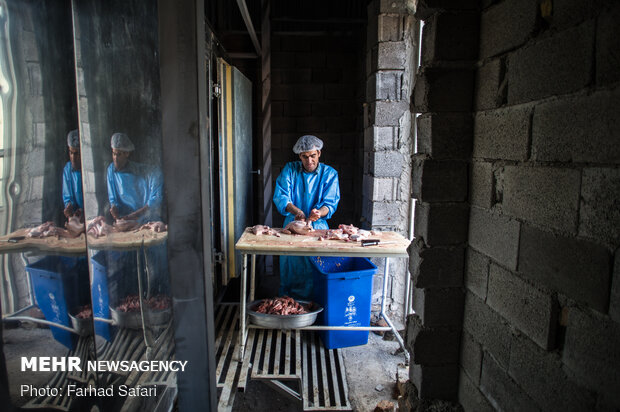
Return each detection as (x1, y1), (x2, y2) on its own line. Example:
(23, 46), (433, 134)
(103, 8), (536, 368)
(27, 256), (82, 349)
(310, 256), (377, 349)
(91, 250), (139, 340)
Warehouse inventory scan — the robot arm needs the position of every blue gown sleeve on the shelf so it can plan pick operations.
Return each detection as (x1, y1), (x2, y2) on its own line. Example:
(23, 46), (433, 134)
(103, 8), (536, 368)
(315, 167), (340, 219)
(146, 167), (164, 209)
(106, 164), (118, 208)
(273, 163), (294, 216)
(62, 163), (72, 207)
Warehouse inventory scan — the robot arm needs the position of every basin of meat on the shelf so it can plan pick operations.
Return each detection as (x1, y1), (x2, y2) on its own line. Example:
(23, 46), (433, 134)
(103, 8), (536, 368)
(248, 296), (323, 329)
(69, 305), (94, 336)
(110, 294), (172, 329)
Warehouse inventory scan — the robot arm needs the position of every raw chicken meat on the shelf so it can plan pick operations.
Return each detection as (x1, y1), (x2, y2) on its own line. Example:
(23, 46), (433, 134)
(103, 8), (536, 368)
(27, 221), (72, 238)
(282, 220), (314, 235)
(139, 221), (168, 233)
(251, 224), (281, 237)
(113, 219), (140, 232)
(86, 216), (115, 238)
(254, 296), (309, 315)
(65, 216), (85, 237)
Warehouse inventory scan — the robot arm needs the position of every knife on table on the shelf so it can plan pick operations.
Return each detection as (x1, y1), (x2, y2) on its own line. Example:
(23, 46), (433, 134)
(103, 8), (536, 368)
(361, 239), (398, 247)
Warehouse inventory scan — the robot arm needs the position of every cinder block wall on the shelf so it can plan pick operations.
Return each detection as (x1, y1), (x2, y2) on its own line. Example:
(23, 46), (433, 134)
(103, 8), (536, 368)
(364, 0), (415, 323)
(406, 0), (620, 409)
(460, 1), (620, 410)
(270, 31), (365, 228)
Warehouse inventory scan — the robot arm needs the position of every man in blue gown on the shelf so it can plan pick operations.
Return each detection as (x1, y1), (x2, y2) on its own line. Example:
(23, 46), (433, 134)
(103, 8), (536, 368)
(107, 132), (163, 223)
(273, 135), (340, 300)
(62, 129), (83, 220)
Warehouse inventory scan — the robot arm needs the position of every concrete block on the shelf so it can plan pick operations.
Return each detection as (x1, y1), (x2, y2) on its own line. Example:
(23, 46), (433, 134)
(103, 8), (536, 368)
(468, 207), (520, 270)
(563, 307), (620, 406)
(412, 159), (468, 202)
(368, 0), (411, 15)
(551, 0), (608, 30)
(414, 202), (469, 246)
(368, 201), (402, 226)
(409, 241), (464, 288)
(415, 0), (479, 20)
(295, 52), (326, 68)
(325, 84), (357, 100)
(579, 168), (620, 245)
(275, 68), (312, 84)
(487, 264), (558, 349)
(610, 252), (620, 323)
(465, 247), (490, 300)
(369, 100), (410, 127)
(366, 126), (399, 151)
(509, 334), (597, 411)
(474, 58), (505, 111)
(272, 116), (296, 133)
(473, 105), (531, 161)
(416, 113), (473, 160)
(518, 224), (611, 313)
(480, 353), (538, 411)
(596, 5), (620, 85)
(410, 363), (459, 400)
(413, 68), (475, 112)
(272, 51), (295, 69)
(463, 292), (512, 369)
(508, 20), (594, 104)
(479, 0), (537, 59)
(364, 174), (397, 202)
(421, 11), (479, 64)
(296, 116), (325, 133)
(412, 286), (464, 328)
(379, 14), (406, 42)
(311, 68), (341, 83)
(375, 41), (407, 71)
(460, 330), (483, 386)
(294, 84), (324, 101)
(371, 150), (404, 177)
(532, 87), (620, 163)
(470, 161), (493, 209)
(501, 166), (581, 233)
(407, 315), (461, 365)
(459, 368), (495, 412)
(367, 70), (405, 101)
(283, 102), (311, 117)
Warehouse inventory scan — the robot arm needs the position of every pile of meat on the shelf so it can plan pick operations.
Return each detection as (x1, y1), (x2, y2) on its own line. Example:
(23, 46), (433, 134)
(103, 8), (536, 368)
(87, 216), (168, 238)
(282, 220), (314, 235)
(251, 225), (281, 237)
(75, 304), (92, 319)
(26, 219), (81, 239)
(253, 296), (309, 315)
(116, 294), (172, 312)
(318, 224), (374, 242)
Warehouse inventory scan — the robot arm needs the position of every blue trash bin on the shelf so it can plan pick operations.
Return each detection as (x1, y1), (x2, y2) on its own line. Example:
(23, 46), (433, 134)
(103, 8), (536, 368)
(27, 256), (81, 349)
(310, 256), (377, 349)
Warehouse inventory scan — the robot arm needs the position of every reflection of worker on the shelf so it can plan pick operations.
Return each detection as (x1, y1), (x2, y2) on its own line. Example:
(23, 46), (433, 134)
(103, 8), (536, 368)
(62, 129), (84, 220)
(107, 133), (163, 223)
(273, 135), (340, 299)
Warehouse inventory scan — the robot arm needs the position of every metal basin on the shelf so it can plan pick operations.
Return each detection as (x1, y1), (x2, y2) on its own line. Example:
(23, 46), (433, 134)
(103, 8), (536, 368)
(69, 311), (94, 336)
(248, 300), (323, 329)
(110, 306), (171, 329)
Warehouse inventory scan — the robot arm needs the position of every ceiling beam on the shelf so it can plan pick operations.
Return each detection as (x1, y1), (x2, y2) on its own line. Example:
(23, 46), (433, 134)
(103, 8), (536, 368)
(235, 0), (262, 56)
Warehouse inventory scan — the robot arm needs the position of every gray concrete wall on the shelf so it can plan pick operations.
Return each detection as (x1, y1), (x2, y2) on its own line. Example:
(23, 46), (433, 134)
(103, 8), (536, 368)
(405, 0), (620, 410)
(364, 0), (415, 325)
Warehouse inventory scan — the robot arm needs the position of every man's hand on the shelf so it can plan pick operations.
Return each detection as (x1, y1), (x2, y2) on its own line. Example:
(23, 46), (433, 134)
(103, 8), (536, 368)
(110, 205), (120, 220)
(309, 208), (321, 222)
(63, 203), (74, 219)
(286, 203), (306, 221)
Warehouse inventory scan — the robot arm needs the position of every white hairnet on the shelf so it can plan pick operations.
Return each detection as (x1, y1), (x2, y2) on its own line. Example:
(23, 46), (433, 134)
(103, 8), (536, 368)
(110, 132), (135, 152)
(293, 135), (323, 154)
(67, 129), (79, 148)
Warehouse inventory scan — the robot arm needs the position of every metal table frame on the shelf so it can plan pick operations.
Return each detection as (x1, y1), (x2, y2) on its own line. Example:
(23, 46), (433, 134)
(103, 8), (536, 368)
(236, 248), (410, 362)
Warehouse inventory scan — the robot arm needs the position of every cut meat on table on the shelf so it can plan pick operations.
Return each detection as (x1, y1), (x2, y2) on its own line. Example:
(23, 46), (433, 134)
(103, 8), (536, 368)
(253, 296), (309, 315)
(251, 224), (281, 237)
(282, 220), (314, 235)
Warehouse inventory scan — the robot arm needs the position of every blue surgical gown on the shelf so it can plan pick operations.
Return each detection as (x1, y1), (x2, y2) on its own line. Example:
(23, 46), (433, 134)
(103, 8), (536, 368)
(106, 160), (163, 223)
(62, 161), (83, 209)
(273, 161), (340, 299)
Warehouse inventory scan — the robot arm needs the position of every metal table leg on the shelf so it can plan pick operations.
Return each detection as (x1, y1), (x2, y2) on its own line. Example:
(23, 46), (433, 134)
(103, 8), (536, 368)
(380, 257), (409, 361)
(239, 253), (248, 360)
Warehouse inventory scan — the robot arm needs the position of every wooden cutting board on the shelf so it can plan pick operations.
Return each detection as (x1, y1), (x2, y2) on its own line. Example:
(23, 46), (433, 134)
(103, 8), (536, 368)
(235, 228), (410, 257)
